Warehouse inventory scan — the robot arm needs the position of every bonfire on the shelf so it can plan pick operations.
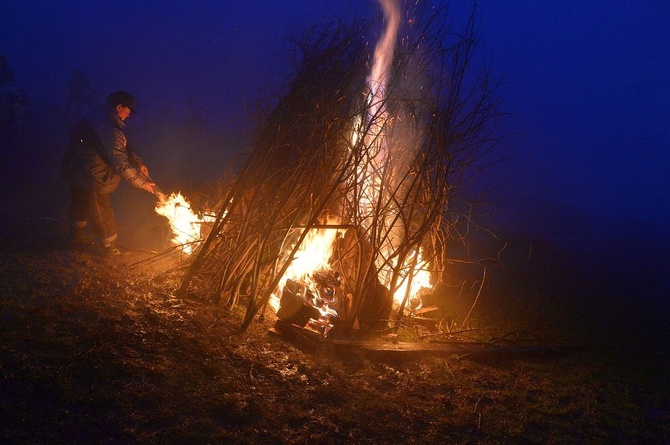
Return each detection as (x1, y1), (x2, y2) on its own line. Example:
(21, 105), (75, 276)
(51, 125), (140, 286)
(155, 0), (502, 338)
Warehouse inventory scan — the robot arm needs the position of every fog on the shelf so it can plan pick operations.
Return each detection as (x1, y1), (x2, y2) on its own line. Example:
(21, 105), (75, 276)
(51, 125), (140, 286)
(1, 1), (668, 302)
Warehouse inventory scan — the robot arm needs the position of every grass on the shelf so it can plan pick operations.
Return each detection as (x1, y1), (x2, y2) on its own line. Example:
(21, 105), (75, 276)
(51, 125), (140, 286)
(0, 218), (669, 444)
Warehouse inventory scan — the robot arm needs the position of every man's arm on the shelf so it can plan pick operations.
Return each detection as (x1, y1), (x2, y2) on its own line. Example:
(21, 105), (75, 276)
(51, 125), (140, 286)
(103, 127), (155, 193)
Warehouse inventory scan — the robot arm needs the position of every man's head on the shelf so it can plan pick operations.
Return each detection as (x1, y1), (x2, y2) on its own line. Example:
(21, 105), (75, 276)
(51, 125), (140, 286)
(107, 90), (136, 121)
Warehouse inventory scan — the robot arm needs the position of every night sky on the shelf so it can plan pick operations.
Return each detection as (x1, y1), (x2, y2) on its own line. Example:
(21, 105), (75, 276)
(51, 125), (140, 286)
(2, 1), (669, 294)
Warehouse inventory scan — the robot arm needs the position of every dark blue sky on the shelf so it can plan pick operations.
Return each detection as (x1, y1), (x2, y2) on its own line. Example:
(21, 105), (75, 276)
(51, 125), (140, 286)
(480, 1), (670, 239)
(2, 0), (669, 245)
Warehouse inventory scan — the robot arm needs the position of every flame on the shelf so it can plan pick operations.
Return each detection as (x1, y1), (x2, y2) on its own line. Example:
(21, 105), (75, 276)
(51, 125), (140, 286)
(358, 0), (430, 303)
(269, 218), (341, 312)
(388, 249), (432, 306)
(355, 0), (431, 309)
(281, 221), (340, 285)
(155, 192), (215, 255)
(368, 0), (401, 120)
(355, 0), (401, 228)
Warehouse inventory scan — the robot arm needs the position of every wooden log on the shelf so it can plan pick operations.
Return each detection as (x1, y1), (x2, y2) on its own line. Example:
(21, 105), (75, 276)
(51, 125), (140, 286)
(269, 320), (323, 352)
(329, 339), (578, 361)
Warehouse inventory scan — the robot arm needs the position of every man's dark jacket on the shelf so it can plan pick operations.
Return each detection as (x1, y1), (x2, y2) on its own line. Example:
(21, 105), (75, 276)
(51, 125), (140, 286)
(61, 104), (150, 193)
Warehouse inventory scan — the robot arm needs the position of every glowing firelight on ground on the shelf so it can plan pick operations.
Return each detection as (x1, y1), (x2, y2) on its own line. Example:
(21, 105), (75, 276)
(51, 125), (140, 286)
(155, 192), (215, 255)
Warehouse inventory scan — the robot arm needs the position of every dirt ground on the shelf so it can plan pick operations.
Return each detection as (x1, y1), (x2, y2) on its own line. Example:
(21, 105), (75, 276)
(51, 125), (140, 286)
(1, 184), (669, 444)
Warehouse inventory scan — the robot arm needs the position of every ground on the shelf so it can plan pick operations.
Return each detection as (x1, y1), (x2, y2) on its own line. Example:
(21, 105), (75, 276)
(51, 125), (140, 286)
(1, 186), (669, 444)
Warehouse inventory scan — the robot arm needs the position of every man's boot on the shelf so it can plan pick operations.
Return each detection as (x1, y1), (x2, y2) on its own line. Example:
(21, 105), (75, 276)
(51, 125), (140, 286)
(68, 226), (92, 246)
(100, 240), (121, 257)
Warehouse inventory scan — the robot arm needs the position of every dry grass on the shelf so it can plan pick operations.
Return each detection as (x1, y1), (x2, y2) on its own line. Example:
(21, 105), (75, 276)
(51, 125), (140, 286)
(0, 216), (668, 444)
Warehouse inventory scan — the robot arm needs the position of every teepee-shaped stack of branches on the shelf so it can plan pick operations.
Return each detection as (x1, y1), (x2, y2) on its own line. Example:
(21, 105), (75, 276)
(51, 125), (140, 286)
(179, 4), (502, 332)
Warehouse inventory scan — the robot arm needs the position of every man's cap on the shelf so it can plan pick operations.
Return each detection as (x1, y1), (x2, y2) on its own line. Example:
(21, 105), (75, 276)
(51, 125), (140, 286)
(107, 90), (137, 114)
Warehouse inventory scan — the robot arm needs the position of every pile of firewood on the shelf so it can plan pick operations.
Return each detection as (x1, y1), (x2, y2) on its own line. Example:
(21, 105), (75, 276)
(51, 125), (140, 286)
(179, 4), (503, 333)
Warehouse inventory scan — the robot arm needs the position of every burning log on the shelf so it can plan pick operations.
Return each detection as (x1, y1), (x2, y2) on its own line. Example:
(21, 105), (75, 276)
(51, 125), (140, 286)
(276, 279), (322, 328)
(271, 271), (344, 348)
(275, 273), (341, 338)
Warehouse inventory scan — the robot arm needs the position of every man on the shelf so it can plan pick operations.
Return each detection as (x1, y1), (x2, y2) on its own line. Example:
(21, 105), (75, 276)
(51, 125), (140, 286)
(61, 90), (158, 256)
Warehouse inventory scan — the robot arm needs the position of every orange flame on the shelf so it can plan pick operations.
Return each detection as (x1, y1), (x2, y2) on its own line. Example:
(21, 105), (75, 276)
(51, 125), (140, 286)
(269, 219), (342, 312)
(355, 0), (432, 307)
(388, 249), (431, 306)
(155, 192), (215, 255)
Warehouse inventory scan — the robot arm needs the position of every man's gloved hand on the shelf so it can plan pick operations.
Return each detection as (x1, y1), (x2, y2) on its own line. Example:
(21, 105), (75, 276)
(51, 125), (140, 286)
(141, 181), (157, 194)
(152, 185), (167, 204)
(141, 170), (165, 203)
